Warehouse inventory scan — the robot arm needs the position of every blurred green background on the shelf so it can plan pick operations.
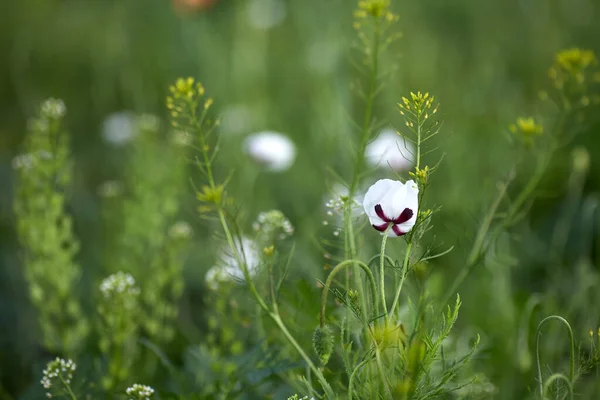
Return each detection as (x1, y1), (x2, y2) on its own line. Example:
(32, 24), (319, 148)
(1, 0), (600, 398)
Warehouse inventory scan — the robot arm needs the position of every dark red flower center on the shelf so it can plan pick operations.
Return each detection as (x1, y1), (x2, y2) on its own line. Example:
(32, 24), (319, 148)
(372, 204), (413, 236)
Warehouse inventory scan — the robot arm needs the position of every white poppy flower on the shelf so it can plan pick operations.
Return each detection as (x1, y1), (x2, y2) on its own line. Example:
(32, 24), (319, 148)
(365, 129), (415, 171)
(206, 237), (261, 289)
(102, 112), (137, 145)
(243, 131), (296, 172)
(363, 179), (419, 237)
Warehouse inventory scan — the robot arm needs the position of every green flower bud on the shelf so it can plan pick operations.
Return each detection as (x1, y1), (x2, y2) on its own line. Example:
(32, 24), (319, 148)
(312, 325), (335, 365)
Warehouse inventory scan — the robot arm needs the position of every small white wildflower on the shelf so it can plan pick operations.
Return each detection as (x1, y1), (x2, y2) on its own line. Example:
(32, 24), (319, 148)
(168, 221), (193, 240)
(100, 272), (140, 298)
(41, 358), (76, 397)
(365, 128), (415, 171)
(244, 131), (296, 172)
(102, 112), (137, 145)
(97, 180), (123, 198)
(11, 153), (36, 170)
(253, 210), (294, 241)
(247, 0), (286, 30)
(40, 98), (67, 119)
(126, 383), (155, 399)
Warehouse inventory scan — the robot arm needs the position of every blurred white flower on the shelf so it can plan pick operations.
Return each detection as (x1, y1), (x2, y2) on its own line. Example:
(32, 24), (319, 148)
(102, 112), (137, 145)
(168, 221), (193, 240)
(97, 180), (123, 198)
(100, 271), (140, 298)
(40, 98), (67, 119)
(247, 0), (286, 30)
(244, 131), (296, 172)
(365, 128), (415, 171)
(363, 179), (419, 237)
(206, 237), (261, 289)
(126, 383), (155, 399)
(220, 104), (254, 136)
(11, 153), (36, 170)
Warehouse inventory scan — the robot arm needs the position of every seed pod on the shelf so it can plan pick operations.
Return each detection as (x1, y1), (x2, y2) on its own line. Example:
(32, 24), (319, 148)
(312, 325), (335, 365)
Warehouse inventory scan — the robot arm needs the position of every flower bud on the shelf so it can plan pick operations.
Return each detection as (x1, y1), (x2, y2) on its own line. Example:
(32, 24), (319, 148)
(312, 325), (335, 365)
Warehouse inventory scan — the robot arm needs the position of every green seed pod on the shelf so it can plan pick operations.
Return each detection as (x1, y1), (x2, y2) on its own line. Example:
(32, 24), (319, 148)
(312, 325), (335, 365)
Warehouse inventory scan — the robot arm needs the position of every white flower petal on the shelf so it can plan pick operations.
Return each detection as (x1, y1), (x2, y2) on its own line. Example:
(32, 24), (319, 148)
(244, 131), (296, 172)
(363, 179), (419, 237)
(365, 129), (415, 171)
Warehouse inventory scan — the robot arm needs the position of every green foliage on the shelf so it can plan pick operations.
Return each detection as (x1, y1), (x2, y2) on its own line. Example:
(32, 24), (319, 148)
(4, 0), (600, 399)
(13, 99), (89, 355)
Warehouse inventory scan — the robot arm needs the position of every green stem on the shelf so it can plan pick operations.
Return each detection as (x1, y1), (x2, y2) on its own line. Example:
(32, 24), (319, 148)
(379, 225), (392, 319)
(375, 348), (393, 399)
(535, 315), (575, 398)
(58, 374), (77, 400)
(388, 241), (412, 321)
(348, 358), (371, 400)
(320, 259), (379, 328)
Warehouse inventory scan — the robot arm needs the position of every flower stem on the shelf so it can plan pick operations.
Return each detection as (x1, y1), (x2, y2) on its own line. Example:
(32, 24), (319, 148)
(379, 225), (392, 319)
(58, 374), (77, 400)
(388, 241), (412, 321)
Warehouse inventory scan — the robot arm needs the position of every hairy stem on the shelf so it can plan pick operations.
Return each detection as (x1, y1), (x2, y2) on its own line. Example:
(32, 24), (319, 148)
(379, 225), (392, 319)
(348, 358), (371, 399)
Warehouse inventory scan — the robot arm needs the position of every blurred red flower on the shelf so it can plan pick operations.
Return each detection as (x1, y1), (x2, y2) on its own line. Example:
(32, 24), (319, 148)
(171, 0), (217, 14)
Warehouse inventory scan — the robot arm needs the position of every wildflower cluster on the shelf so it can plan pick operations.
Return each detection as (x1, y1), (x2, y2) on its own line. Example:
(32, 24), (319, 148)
(100, 272), (140, 299)
(287, 395), (315, 400)
(167, 77), (216, 130)
(40, 358), (76, 398)
(101, 110), (190, 346)
(399, 92), (441, 184)
(547, 48), (600, 108)
(352, 0), (401, 71)
(253, 210), (294, 245)
(13, 98), (89, 354)
(126, 383), (155, 399)
(98, 272), (140, 389)
(508, 116), (544, 146)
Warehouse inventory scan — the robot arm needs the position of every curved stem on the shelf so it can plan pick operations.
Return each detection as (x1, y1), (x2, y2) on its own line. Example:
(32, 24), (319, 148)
(348, 358), (371, 400)
(542, 373), (573, 400)
(379, 225), (392, 319)
(388, 241), (413, 321)
(320, 259), (379, 327)
(535, 315), (575, 397)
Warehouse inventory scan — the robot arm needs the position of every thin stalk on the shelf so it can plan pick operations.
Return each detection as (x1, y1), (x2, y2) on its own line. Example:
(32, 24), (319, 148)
(388, 241), (412, 321)
(344, 15), (382, 331)
(58, 374), (77, 400)
(379, 225), (392, 319)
